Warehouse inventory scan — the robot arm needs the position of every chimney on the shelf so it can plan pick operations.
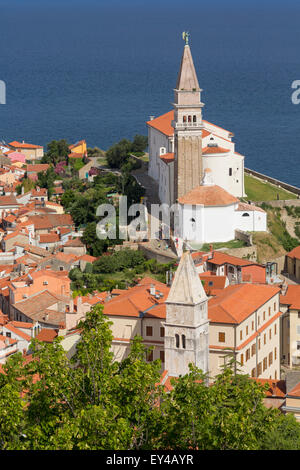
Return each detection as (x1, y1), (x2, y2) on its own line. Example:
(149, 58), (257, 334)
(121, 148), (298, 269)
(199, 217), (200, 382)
(44, 313), (49, 321)
(77, 295), (82, 313)
(150, 284), (156, 296)
(21, 186), (24, 195)
(5, 338), (9, 346)
(149, 115), (155, 121)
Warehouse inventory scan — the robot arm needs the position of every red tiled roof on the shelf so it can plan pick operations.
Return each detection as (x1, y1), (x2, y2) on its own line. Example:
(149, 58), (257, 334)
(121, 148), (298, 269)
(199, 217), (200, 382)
(252, 378), (286, 398)
(280, 285), (300, 310)
(159, 152), (175, 164)
(178, 185), (238, 206)
(68, 152), (84, 159)
(287, 245), (300, 261)
(199, 273), (227, 295)
(26, 164), (49, 173)
(193, 250), (262, 268)
(202, 146), (229, 155)
(0, 195), (20, 206)
(36, 328), (58, 343)
(39, 233), (59, 244)
(237, 202), (265, 213)
(208, 284), (280, 324)
(146, 110), (230, 139)
(288, 382), (300, 397)
(104, 277), (169, 318)
(146, 111), (174, 136)
(4, 323), (31, 342)
(9, 141), (42, 149)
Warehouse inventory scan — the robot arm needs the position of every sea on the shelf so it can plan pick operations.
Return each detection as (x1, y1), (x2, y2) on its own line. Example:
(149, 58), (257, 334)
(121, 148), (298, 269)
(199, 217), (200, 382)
(1, 0), (300, 186)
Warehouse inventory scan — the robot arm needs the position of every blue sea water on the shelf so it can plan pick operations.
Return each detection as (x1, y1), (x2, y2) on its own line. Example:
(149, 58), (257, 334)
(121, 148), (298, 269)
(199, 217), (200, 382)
(1, 0), (300, 186)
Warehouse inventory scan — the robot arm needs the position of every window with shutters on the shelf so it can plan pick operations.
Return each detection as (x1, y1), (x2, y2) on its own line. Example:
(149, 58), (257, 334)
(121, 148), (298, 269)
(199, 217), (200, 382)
(269, 352), (273, 366)
(246, 325), (248, 335)
(251, 344), (256, 356)
(251, 368), (256, 378)
(147, 350), (153, 362)
(257, 362), (262, 376)
(240, 330), (243, 341)
(274, 347), (277, 360)
(269, 329), (272, 340)
(263, 357), (268, 371)
(240, 354), (244, 366)
(246, 349), (250, 361)
(146, 326), (153, 337)
(252, 321), (254, 331)
(264, 334), (266, 345)
(160, 327), (165, 337)
(219, 332), (225, 343)
(160, 350), (165, 363)
(263, 311), (265, 321)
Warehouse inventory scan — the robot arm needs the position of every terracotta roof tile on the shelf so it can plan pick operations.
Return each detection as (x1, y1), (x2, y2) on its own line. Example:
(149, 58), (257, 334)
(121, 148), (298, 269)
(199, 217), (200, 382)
(208, 284), (280, 324)
(280, 285), (300, 310)
(178, 185), (238, 206)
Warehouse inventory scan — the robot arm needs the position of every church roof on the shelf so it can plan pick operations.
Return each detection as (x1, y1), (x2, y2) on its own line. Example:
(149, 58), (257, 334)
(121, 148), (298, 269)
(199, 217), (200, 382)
(178, 184), (238, 207)
(146, 111), (174, 136)
(166, 251), (207, 305)
(176, 45), (200, 91)
(159, 152), (174, 164)
(202, 146), (229, 155)
(236, 202), (266, 213)
(146, 109), (231, 140)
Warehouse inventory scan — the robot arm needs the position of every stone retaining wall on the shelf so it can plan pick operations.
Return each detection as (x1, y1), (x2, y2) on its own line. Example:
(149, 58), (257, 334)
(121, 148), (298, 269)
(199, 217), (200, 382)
(221, 245), (257, 261)
(255, 199), (300, 208)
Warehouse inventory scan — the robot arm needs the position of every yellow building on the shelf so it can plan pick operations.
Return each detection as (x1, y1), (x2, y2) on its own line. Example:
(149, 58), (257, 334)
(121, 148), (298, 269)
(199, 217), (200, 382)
(69, 139), (87, 155)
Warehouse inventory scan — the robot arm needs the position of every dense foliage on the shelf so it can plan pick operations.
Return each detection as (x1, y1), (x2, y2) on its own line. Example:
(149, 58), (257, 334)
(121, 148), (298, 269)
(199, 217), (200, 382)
(0, 305), (298, 450)
(41, 139), (70, 166)
(69, 249), (176, 294)
(106, 135), (147, 168)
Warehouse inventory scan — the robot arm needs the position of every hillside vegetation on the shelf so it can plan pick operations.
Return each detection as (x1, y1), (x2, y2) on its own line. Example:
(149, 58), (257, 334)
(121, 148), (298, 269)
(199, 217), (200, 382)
(244, 174), (297, 201)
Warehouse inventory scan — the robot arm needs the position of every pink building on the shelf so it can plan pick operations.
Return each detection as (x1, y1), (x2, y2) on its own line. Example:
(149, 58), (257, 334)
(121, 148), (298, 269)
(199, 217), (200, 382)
(6, 151), (26, 164)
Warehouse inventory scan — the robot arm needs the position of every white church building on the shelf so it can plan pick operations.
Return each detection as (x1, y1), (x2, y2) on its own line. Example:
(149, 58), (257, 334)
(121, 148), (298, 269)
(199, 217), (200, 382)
(147, 37), (267, 245)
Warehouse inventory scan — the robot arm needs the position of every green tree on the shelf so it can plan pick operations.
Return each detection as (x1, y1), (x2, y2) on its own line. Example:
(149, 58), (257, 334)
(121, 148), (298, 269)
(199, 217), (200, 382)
(42, 139), (70, 166)
(81, 222), (110, 257)
(36, 167), (56, 198)
(131, 135), (148, 154)
(106, 139), (132, 168)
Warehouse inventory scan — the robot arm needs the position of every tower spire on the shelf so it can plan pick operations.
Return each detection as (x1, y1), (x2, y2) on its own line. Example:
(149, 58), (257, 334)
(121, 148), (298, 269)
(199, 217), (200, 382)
(164, 252), (209, 377)
(176, 38), (200, 92)
(172, 37), (204, 202)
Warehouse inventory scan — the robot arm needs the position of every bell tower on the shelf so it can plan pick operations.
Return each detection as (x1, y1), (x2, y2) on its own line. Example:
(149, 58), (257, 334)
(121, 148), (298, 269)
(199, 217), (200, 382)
(164, 251), (209, 377)
(173, 33), (204, 202)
